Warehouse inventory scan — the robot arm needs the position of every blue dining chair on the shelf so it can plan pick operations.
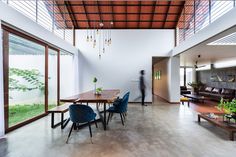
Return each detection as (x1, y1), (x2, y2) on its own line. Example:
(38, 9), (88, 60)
(66, 104), (97, 143)
(107, 92), (130, 126)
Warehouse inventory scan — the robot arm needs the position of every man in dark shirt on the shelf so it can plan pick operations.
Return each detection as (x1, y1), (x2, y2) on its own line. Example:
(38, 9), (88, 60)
(139, 70), (146, 106)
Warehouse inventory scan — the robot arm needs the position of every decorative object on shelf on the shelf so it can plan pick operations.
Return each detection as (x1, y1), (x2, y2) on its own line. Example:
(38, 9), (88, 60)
(210, 74), (223, 82)
(93, 77), (97, 94)
(206, 113), (218, 119)
(86, 21), (113, 59)
(154, 70), (161, 80)
(227, 75), (235, 82)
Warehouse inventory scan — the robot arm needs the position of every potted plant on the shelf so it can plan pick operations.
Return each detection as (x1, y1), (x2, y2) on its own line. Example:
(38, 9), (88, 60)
(96, 87), (103, 95)
(93, 77), (97, 94)
(218, 98), (236, 117)
(187, 82), (203, 94)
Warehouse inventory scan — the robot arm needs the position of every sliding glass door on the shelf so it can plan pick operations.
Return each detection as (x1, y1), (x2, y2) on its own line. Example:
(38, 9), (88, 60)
(8, 33), (46, 127)
(48, 48), (58, 110)
(3, 26), (61, 131)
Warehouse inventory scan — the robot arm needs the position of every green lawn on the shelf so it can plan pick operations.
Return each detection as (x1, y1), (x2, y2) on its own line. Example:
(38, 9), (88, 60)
(9, 104), (56, 127)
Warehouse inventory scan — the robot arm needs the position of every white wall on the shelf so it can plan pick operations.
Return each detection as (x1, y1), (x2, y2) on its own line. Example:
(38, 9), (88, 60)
(77, 30), (175, 102)
(173, 7), (236, 56)
(153, 57), (180, 103)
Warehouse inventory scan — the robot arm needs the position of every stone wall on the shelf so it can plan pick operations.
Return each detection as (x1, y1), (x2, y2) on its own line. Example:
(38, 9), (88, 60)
(197, 67), (236, 89)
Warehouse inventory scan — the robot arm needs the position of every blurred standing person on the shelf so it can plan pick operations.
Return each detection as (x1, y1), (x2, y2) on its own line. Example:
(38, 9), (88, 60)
(139, 70), (147, 106)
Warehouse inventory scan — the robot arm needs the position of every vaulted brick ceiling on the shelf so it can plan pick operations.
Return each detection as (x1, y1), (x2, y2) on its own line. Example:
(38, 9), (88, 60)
(50, 0), (186, 29)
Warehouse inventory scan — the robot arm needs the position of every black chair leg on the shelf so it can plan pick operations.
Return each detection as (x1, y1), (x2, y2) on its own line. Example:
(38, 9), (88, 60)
(120, 113), (124, 126)
(66, 123), (74, 144)
(94, 119), (98, 128)
(88, 122), (93, 144)
(122, 113), (126, 121)
(88, 122), (92, 138)
(107, 113), (111, 125)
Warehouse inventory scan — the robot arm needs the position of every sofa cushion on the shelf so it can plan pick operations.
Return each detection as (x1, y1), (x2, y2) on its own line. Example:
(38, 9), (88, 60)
(205, 87), (213, 92)
(212, 88), (221, 94)
(221, 88), (234, 95)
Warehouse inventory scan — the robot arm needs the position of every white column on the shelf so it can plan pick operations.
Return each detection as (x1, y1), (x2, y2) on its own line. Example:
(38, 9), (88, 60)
(168, 56), (180, 103)
(0, 21), (5, 137)
(192, 68), (197, 82)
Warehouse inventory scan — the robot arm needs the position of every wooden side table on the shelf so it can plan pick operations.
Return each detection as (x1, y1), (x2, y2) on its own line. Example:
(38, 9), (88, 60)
(180, 97), (190, 107)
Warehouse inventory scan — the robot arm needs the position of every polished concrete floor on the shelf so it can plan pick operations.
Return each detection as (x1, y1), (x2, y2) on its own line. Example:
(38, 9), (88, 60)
(1, 98), (236, 157)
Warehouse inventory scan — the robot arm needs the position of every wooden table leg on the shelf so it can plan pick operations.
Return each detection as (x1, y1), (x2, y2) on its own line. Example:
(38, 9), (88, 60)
(51, 112), (54, 128)
(229, 132), (234, 141)
(198, 115), (201, 123)
(61, 113), (64, 129)
(103, 102), (107, 130)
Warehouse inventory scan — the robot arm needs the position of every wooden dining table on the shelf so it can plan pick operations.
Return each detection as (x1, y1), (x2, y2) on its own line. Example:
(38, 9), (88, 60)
(60, 89), (120, 130)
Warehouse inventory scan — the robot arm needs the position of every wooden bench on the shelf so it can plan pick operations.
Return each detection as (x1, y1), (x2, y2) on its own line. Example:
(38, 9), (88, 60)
(48, 103), (71, 129)
(198, 113), (236, 141)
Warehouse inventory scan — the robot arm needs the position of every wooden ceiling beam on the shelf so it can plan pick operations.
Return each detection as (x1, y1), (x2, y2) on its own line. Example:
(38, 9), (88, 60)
(126, 1), (128, 29)
(150, 1), (157, 29)
(175, 1), (186, 28)
(53, 4), (187, 7)
(111, 1), (115, 27)
(59, 20), (179, 22)
(163, 1), (171, 28)
(81, 1), (90, 28)
(138, 1), (142, 28)
(64, 1), (78, 28)
(54, 12), (185, 15)
(97, 1), (102, 23)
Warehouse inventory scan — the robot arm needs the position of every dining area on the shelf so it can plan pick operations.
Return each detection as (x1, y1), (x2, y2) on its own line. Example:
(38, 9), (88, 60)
(49, 89), (130, 143)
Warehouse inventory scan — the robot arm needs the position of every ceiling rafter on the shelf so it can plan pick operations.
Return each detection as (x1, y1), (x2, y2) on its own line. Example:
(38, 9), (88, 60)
(53, 4), (187, 7)
(138, 1), (142, 28)
(54, 12), (187, 15)
(97, 0), (102, 25)
(163, 1), (171, 28)
(64, 1), (79, 28)
(81, 1), (90, 28)
(54, 1), (69, 28)
(150, 1), (157, 29)
(59, 20), (178, 23)
(126, 1), (128, 28)
(111, 1), (115, 27)
(175, 1), (186, 28)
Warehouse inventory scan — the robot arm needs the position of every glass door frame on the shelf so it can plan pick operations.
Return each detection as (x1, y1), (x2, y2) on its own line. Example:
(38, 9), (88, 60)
(2, 25), (60, 132)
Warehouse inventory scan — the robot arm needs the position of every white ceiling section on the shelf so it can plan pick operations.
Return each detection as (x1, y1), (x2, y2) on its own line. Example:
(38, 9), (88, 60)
(180, 25), (236, 67)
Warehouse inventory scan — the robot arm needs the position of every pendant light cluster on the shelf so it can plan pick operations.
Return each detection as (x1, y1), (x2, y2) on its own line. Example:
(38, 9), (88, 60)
(86, 21), (113, 59)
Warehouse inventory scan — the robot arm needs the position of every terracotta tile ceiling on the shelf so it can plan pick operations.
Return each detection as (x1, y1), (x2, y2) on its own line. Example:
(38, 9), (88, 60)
(52, 0), (186, 29)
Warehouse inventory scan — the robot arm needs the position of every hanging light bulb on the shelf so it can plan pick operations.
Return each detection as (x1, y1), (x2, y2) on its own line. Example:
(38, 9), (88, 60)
(99, 22), (104, 27)
(86, 35), (89, 42)
(86, 29), (89, 42)
(103, 47), (105, 53)
(93, 39), (96, 48)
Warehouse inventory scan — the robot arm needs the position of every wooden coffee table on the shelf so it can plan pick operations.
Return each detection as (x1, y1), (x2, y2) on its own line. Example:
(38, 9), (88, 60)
(182, 94), (207, 103)
(198, 113), (236, 141)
